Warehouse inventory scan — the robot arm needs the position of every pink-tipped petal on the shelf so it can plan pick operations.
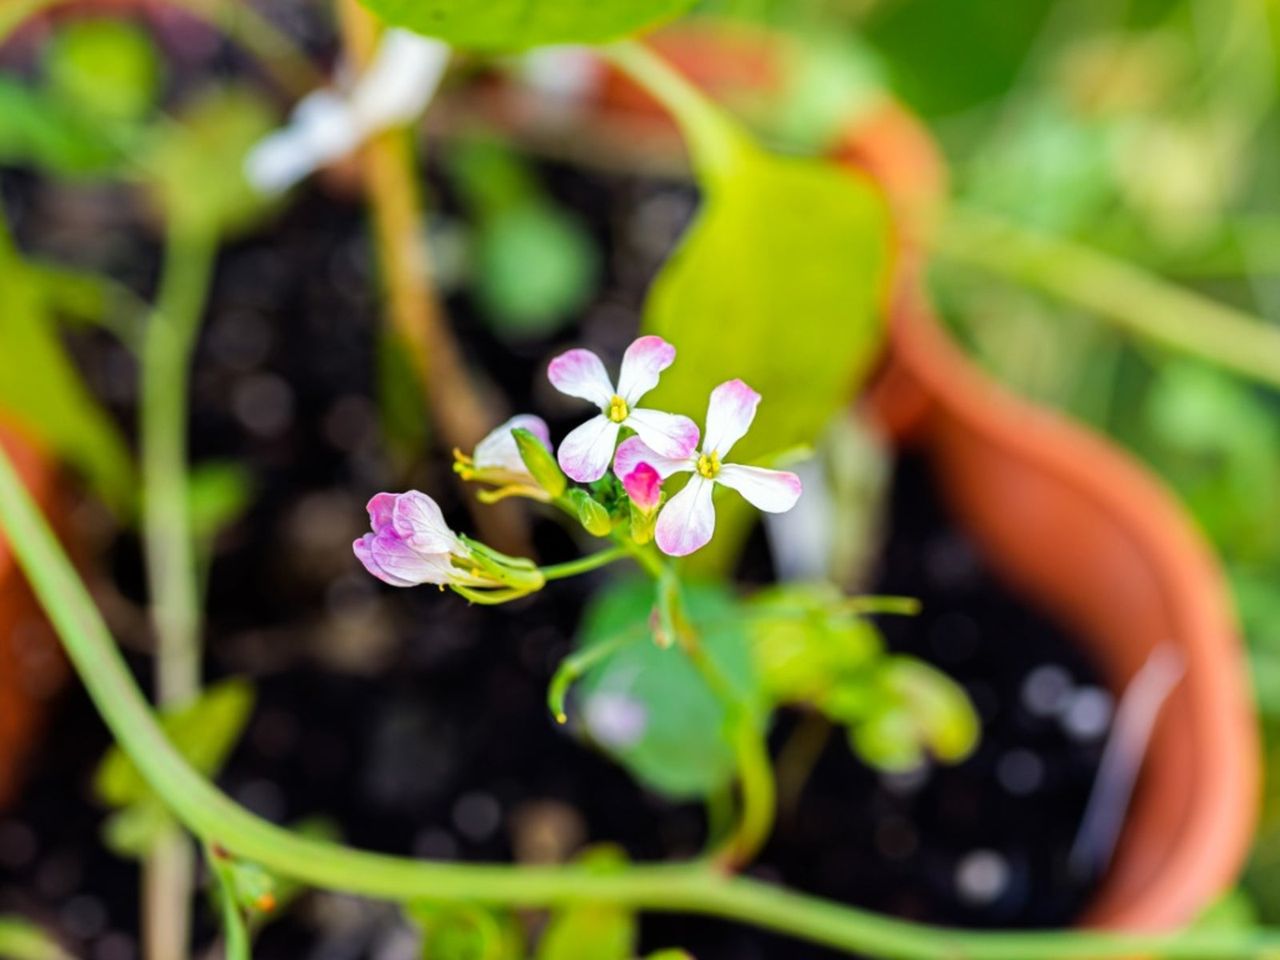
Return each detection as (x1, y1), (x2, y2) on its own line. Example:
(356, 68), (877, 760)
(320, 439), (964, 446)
(616, 335), (676, 405)
(366, 493), (398, 532)
(557, 415), (621, 483)
(625, 408), (700, 459)
(716, 464), (803, 513)
(703, 379), (761, 457)
(548, 348), (615, 407)
(655, 477), (716, 557)
(613, 436), (693, 482)
(369, 531), (453, 586)
(473, 414), (551, 473)
(622, 463), (663, 512)
(391, 491), (457, 554)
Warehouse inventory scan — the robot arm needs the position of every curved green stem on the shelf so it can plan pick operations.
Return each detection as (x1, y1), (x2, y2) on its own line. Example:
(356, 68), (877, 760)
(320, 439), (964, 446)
(540, 546), (629, 581)
(3, 447), (1280, 957)
(935, 207), (1280, 393)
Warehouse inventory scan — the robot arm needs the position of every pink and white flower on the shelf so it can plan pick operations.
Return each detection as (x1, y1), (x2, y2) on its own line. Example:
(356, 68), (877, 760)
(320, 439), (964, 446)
(463, 414), (553, 487)
(613, 380), (803, 557)
(548, 336), (699, 483)
(353, 491), (497, 588)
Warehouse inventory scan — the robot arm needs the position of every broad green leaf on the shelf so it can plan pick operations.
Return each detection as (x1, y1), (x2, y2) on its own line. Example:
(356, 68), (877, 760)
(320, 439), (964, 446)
(537, 848), (635, 960)
(357, 0), (694, 52)
(96, 679), (255, 809)
(142, 87), (279, 237)
(642, 137), (890, 569)
(46, 19), (161, 124)
(574, 577), (760, 799)
(0, 232), (135, 512)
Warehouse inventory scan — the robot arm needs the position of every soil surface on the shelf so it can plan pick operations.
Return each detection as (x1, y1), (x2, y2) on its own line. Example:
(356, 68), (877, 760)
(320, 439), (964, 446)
(0, 155), (1109, 960)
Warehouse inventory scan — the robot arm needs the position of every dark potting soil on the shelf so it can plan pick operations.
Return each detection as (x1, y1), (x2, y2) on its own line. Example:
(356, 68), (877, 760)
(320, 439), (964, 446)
(0, 157), (1109, 960)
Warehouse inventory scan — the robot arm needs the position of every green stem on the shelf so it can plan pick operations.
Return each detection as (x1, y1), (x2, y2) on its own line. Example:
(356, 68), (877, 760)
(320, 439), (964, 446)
(602, 40), (751, 175)
(209, 850), (251, 960)
(4, 462), (1280, 958)
(139, 227), (216, 960)
(935, 207), (1280, 392)
(540, 546), (629, 581)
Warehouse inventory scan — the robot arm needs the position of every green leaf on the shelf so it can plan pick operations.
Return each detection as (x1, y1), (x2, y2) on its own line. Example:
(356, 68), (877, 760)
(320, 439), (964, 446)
(474, 204), (598, 339)
(357, 0), (694, 52)
(142, 87), (279, 237)
(45, 19), (162, 124)
(642, 138), (890, 569)
(188, 461), (255, 543)
(537, 848), (636, 960)
(406, 902), (524, 960)
(96, 679), (255, 809)
(574, 577), (760, 799)
(0, 917), (69, 960)
(0, 232), (135, 512)
(0, 77), (121, 176)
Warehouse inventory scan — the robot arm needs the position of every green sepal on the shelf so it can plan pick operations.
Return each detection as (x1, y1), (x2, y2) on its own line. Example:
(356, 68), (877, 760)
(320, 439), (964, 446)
(513, 427), (567, 498)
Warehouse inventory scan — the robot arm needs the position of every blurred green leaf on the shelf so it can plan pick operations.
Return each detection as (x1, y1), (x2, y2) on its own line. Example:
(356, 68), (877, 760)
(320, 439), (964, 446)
(358, 0), (694, 51)
(474, 204), (598, 338)
(96, 679), (255, 809)
(142, 87), (278, 237)
(575, 577), (760, 799)
(46, 19), (161, 125)
(188, 461), (254, 543)
(642, 140), (890, 569)
(0, 230), (135, 512)
(0, 917), (69, 960)
(537, 847), (635, 960)
(406, 902), (524, 960)
(0, 77), (121, 175)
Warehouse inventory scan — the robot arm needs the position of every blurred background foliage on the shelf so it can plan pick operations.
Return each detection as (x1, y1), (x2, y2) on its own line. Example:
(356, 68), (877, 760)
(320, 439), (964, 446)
(693, 0), (1280, 921)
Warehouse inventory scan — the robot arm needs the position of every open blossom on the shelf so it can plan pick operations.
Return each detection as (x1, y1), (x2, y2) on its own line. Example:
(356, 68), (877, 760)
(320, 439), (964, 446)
(614, 380), (803, 557)
(548, 336), (699, 483)
(457, 414), (552, 487)
(353, 491), (497, 588)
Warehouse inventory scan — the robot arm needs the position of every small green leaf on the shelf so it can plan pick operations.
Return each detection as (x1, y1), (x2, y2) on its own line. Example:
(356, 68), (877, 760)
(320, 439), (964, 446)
(574, 578), (760, 799)
(358, 0), (694, 52)
(0, 232), (135, 512)
(0, 78), (121, 175)
(101, 801), (173, 859)
(642, 138), (890, 569)
(473, 204), (598, 339)
(188, 461), (255, 543)
(0, 917), (69, 960)
(537, 848), (636, 960)
(45, 19), (162, 124)
(142, 87), (279, 237)
(405, 903), (524, 960)
(96, 679), (255, 809)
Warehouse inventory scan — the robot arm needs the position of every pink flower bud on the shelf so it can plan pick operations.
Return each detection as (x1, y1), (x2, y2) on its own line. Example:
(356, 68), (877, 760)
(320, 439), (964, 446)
(622, 463), (662, 513)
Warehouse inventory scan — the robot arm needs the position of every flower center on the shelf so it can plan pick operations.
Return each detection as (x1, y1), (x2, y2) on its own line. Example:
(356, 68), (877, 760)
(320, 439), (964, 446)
(696, 451), (721, 479)
(607, 395), (629, 423)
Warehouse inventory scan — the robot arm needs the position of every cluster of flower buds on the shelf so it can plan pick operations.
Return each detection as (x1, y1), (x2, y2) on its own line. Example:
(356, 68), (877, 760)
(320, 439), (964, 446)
(354, 337), (803, 592)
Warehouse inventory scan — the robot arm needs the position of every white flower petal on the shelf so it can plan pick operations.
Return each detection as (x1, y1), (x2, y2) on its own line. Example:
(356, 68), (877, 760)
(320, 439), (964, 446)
(655, 477), (716, 557)
(625, 408), (700, 459)
(473, 414), (551, 473)
(557, 415), (621, 482)
(548, 348), (615, 407)
(391, 491), (458, 554)
(613, 436), (693, 482)
(616, 335), (676, 405)
(716, 464), (803, 513)
(703, 379), (761, 457)
(349, 30), (450, 131)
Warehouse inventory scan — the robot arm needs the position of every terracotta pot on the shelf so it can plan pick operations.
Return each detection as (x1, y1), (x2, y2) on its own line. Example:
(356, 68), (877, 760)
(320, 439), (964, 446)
(508, 25), (1259, 931)
(0, 423), (70, 809)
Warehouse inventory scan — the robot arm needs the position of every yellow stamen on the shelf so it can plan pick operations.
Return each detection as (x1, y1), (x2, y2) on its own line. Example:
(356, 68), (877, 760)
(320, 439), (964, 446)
(607, 395), (629, 423)
(696, 451), (721, 479)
